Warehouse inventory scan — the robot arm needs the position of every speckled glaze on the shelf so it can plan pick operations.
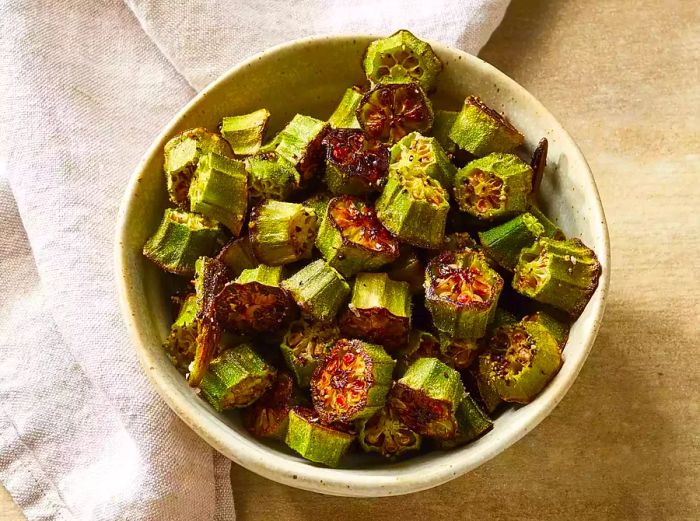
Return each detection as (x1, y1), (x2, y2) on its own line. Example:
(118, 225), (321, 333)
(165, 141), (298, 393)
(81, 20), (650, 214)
(115, 35), (610, 497)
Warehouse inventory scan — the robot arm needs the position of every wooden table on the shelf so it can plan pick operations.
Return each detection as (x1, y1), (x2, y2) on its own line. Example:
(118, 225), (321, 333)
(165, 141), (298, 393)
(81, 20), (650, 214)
(2, 0), (698, 519)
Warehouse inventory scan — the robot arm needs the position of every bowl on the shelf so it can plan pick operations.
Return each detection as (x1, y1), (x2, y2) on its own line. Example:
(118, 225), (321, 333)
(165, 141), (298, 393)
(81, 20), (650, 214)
(115, 34), (610, 497)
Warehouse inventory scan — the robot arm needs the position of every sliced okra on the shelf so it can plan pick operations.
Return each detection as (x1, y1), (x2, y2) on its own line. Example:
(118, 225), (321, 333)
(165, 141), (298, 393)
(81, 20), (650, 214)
(281, 259), (350, 322)
(199, 344), (277, 411)
(528, 203), (565, 240)
(280, 318), (340, 388)
(302, 191), (332, 221)
(437, 393), (493, 449)
(390, 131), (456, 188)
(375, 169), (449, 249)
(339, 272), (412, 351)
(431, 110), (459, 154)
(285, 407), (355, 467)
(315, 196), (399, 277)
(275, 114), (329, 183)
(220, 108), (270, 156)
(248, 200), (318, 266)
(448, 96), (524, 156)
(454, 153), (533, 221)
(362, 30), (442, 92)
(512, 238), (601, 317)
(242, 372), (295, 440)
(438, 333), (481, 370)
(478, 212), (546, 271)
(385, 246), (425, 294)
(425, 250), (504, 339)
(310, 339), (395, 423)
(245, 151), (301, 201)
(474, 366), (504, 414)
(323, 128), (389, 195)
(163, 294), (198, 374)
(216, 236), (258, 278)
(328, 87), (364, 129)
(143, 208), (227, 277)
(358, 405), (421, 458)
(522, 311), (570, 348)
(395, 329), (441, 377)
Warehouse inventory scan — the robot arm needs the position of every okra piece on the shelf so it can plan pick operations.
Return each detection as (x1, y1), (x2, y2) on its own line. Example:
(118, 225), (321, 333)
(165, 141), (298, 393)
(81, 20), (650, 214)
(258, 131), (283, 153)
(338, 273), (412, 351)
(390, 131), (456, 188)
(522, 311), (570, 348)
(163, 294), (198, 374)
(358, 405), (422, 458)
(363, 30), (443, 92)
(438, 333), (481, 370)
(242, 371), (295, 440)
(280, 318), (340, 388)
(199, 344), (277, 411)
(512, 238), (601, 317)
(395, 329), (441, 377)
(285, 407), (355, 467)
(431, 110), (458, 154)
(388, 357), (465, 439)
(216, 236), (258, 277)
(275, 114), (329, 183)
(357, 82), (433, 144)
(302, 191), (332, 220)
(448, 96), (524, 156)
(474, 366), (504, 414)
(281, 259), (350, 322)
(375, 169), (449, 249)
(248, 200), (318, 266)
(437, 393), (493, 449)
(479, 321), (562, 404)
(215, 264), (296, 333)
(478, 212), (546, 271)
(220, 108), (270, 156)
(315, 196), (399, 277)
(245, 151), (301, 201)
(528, 203), (565, 240)
(454, 153), (533, 221)
(385, 246), (425, 294)
(425, 250), (504, 339)
(188, 152), (248, 235)
(328, 87), (363, 129)
(163, 128), (230, 206)
(143, 208), (226, 277)
(310, 339), (395, 423)
(323, 128), (389, 195)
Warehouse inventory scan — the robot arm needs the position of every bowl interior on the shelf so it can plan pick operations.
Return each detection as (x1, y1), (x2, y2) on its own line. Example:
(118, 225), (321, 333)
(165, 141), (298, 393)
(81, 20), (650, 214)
(116, 35), (609, 497)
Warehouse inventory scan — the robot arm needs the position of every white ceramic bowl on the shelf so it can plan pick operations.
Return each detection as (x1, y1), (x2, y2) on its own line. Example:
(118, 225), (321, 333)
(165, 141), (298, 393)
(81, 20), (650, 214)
(115, 35), (610, 497)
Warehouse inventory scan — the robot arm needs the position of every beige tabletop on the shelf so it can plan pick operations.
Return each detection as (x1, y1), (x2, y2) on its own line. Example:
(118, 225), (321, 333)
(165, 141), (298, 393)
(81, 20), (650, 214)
(2, 0), (699, 519)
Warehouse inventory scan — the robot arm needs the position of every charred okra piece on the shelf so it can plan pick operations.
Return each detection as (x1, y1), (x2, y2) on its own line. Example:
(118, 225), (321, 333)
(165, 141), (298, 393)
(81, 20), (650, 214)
(188, 152), (248, 235)
(316, 196), (399, 277)
(528, 204), (565, 240)
(249, 200), (318, 266)
(199, 344), (276, 411)
(281, 259), (350, 322)
(275, 114), (329, 183)
(449, 96), (524, 156)
(323, 128), (389, 195)
(395, 329), (441, 377)
(390, 131), (456, 188)
(220, 108), (270, 156)
(454, 153), (533, 220)
(425, 250), (504, 339)
(386, 246), (425, 294)
(285, 407), (355, 467)
(311, 339), (395, 423)
(280, 318), (340, 388)
(363, 30), (443, 92)
(328, 87), (363, 129)
(163, 294), (198, 373)
(478, 212), (546, 271)
(143, 208), (226, 277)
(437, 393), (493, 449)
(216, 236), (258, 277)
(438, 333), (481, 370)
(376, 170), (449, 249)
(245, 151), (301, 201)
(512, 238), (601, 317)
(358, 405), (422, 458)
(339, 273), (412, 351)
(431, 110), (458, 154)
(479, 321), (562, 404)
(388, 357), (465, 439)
(522, 311), (570, 348)
(357, 83), (433, 143)
(242, 372), (295, 440)
(163, 128), (230, 206)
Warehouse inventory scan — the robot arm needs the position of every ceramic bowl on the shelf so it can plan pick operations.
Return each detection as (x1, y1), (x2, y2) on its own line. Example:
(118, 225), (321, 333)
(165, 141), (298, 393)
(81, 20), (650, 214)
(115, 34), (610, 497)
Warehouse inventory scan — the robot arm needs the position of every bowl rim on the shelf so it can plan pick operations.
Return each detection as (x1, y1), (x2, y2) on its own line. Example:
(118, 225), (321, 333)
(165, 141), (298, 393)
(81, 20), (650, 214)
(115, 33), (610, 497)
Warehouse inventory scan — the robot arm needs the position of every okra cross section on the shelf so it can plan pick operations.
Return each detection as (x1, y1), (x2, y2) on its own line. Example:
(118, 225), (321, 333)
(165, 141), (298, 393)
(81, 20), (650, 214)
(243, 372), (296, 440)
(437, 393), (493, 449)
(285, 407), (355, 467)
(280, 318), (340, 388)
(390, 131), (456, 188)
(281, 259), (350, 323)
(275, 114), (329, 183)
(358, 405), (422, 458)
(322, 128), (389, 195)
(220, 108), (270, 156)
(245, 151), (301, 201)
(478, 212), (546, 271)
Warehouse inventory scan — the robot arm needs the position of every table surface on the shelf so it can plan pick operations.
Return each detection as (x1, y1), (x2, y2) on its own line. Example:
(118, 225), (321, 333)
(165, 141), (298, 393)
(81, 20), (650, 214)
(2, 0), (699, 519)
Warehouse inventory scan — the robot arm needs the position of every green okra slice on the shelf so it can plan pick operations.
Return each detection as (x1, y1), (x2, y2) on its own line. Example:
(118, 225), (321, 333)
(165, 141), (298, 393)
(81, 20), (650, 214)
(454, 153), (533, 221)
(328, 87), (363, 129)
(281, 259), (350, 322)
(478, 212), (546, 271)
(302, 191), (332, 220)
(437, 393), (493, 449)
(199, 344), (277, 411)
(358, 405), (421, 458)
(362, 30), (443, 92)
(143, 208), (227, 277)
(275, 114), (329, 184)
(188, 152), (248, 235)
(395, 329), (441, 377)
(385, 246), (425, 294)
(245, 151), (301, 201)
(280, 318), (340, 388)
(438, 333), (481, 370)
(522, 311), (570, 348)
(388, 357), (465, 439)
(315, 196), (400, 277)
(338, 273), (412, 352)
(311, 339), (395, 423)
(390, 131), (456, 188)
(285, 407), (355, 467)
(248, 200), (318, 266)
(216, 236), (258, 277)
(528, 203), (565, 240)
(474, 366), (504, 414)
(220, 108), (270, 156)
(375, 169), (449, 249)
(448, 96), (524, 156)
(431, 110), (458, 154)
(479, 321), (562, 404)
(425, 250), (504, 339)
(512, 238), (602, 317)
(163, 294), (198, 374)
(242, 372), (296, 440)
(163, 127), (230, 206)
(322, 128), (389, 195)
